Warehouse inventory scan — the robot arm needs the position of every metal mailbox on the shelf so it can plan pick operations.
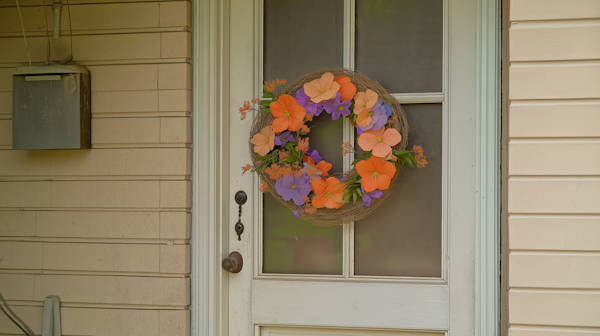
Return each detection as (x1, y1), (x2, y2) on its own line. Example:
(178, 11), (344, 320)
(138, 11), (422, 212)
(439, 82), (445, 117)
(12, 65), (91, 150)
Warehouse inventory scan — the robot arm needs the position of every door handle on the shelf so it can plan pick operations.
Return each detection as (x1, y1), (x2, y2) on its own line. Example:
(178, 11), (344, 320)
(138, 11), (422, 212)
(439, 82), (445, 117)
(222, 251), (243, 273)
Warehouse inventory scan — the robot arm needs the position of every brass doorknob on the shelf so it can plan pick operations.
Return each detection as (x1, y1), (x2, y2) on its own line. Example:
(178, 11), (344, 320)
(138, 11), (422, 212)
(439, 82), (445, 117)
(222, 251), (243, 273)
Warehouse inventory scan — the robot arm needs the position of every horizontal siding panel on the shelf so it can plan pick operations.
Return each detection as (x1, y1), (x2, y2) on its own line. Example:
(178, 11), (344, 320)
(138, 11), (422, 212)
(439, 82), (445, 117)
(160, 117), (192, 143)
(159, 1), (191, 28)
(33, 274), (190, 305)
(67, 3), (160, 30)
(92, 117), (161, 144)
(0, 181), (52, 208)
(511, 0), (600, 21)
(0, 306), (189, 336)
(158, 90), (192, 112)
(159, 181), (191, 208)
(511, 23), (600, 61)
(0, 274), (34, 300)
(509, 141), (600, 175)
(74, 33), (161, 61)
(510, 253), (600, 289)
(509, 102), (600, 138)
(509, 178), (600, 213)
(0, 242), (43, 269)
(0, 211), (36, 237)
(161, 32), (191, 58)
(509, 216), (600, 251)
(0, 2), (190, 33)
(0, 148), (191, 176)
(0, 67), (13, 91)
(89, 64), (158, 92)
(43, 242), (160, 272)
(159, 244), (190, 273)
(37, 211), (160, 239)
(0, 305), (43, 335)
(0, 119), (11, 146)
(158, 62), (192, 90)
(52, 181), (160, 208)
(510, 290), (600, 327)
(0, 36), (70, 63)
(93, 90), (159, 113)
(510, 63), (600, 100)
(509, 326), (600, 336)
(0, 92), (12, 115)
(159, 212), (191, 239)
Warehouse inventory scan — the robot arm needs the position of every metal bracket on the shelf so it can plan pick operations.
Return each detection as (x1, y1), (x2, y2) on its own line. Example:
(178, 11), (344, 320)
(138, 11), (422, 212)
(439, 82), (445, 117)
(42, 296), (61, 336)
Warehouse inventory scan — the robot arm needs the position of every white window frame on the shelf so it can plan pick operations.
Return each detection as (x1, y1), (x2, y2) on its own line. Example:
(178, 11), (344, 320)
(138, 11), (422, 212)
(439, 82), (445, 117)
(190, 0), (500, 334)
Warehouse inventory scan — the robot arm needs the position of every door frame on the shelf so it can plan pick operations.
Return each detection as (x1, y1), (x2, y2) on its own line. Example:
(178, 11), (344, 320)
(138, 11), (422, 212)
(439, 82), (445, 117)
(190, 0), (500, 335)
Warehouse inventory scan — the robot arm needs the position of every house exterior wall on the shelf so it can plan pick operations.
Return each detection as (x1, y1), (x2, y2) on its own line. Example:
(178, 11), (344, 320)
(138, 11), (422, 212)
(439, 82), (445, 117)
(508, 0), (600, 335)
(0, 1), (192, 335)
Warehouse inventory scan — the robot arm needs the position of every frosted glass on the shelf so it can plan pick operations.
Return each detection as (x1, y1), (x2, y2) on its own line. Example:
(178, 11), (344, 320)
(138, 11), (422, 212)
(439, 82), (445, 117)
(354, 104), (442, 277)
(355, 0), (443, 93)
(264, 0), (344, 83)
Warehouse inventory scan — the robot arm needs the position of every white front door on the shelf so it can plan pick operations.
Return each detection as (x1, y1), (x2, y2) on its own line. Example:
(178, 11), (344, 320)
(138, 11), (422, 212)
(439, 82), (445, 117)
(225, 0), (477, 335)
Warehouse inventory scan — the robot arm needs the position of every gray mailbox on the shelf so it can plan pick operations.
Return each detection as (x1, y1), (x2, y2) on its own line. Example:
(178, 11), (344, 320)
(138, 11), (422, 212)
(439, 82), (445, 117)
(12, 65), (91, 150)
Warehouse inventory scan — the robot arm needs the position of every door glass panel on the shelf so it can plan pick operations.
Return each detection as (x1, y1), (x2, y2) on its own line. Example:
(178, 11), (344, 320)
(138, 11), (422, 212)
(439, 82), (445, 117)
(264, 0), (344, 83)
(354, 104), (442, 277)
(355, 0), (443, 93)
(262, 0), (344, 275)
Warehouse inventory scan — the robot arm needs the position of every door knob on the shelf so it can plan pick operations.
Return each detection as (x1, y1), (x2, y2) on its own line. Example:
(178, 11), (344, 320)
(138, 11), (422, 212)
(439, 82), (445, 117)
(222, 251), (243, 273)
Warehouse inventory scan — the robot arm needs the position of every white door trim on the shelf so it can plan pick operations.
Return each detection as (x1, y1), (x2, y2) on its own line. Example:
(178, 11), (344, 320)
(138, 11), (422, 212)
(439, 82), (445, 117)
(475, 0), (501, 335)
(191, 0), (501, 335)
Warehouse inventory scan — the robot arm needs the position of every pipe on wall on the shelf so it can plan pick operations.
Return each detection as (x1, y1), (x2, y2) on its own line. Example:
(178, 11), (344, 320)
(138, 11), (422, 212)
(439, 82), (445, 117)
(52, 0), (62, 40)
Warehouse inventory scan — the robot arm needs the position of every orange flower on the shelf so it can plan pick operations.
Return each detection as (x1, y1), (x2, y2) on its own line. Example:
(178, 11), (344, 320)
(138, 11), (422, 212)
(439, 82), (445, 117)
(353, 89), (378, 116)
(250, 126), (275, 156)
(276, 79), (287, 85)
(311, 177), (346, 209)
(304, 157), (332, 178)
(303, 72), (340, 103)
(356, 156), (396, 192)
(259, 180), (268, 192)
(241, 164), (252, 175)
(412, 145), (428, 167)
(357, 127), (402, 158)
(299, 124), (310, 135)
(264, 80), (276, 92)
(333, 75), (357, 101)
(295, 138), (309, 152)
(270, 94), (307, 132)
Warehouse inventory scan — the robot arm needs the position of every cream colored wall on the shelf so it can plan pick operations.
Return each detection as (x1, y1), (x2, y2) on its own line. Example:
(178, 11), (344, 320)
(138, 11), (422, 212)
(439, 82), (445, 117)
(508, 0), (600, 335)
(0, 1), (192, 335)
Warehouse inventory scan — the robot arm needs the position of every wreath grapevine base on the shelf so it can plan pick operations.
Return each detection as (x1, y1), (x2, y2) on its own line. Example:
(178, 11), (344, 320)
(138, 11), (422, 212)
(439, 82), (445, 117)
(241, 68), (427, 226)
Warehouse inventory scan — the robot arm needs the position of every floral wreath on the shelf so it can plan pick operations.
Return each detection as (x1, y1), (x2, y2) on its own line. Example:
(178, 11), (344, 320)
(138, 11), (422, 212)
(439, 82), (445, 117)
(241, 69), (427, 226)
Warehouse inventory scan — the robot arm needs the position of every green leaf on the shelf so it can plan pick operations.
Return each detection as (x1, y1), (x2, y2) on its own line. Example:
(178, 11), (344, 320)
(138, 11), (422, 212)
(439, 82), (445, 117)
(357, 188), (363, 197)
(259, 100), (271, 106)
(352, 190), (358, 203)
(399, 154), (414, 167)
(261, 107), (271, 114)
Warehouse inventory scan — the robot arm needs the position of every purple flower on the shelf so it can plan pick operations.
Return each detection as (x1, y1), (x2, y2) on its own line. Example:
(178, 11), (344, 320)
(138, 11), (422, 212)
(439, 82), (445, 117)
(357, 100), (388, 133)
(307, 149), (322, 163)
(275, 173), (311, 205)
(293, 210), (299, 218)
(275, 131), (296, 146)
(383, 103), (392, 118)
(323, 93), (341, 114)
(295, 88), (325, 115)
(361, 186), (383, 207)
(323, 93), (352, 120)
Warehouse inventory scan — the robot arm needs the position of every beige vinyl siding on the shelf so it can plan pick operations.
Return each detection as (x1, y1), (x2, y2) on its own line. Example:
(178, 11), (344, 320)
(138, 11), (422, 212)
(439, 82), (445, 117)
(508, 1), (600, 335)
(0, 1), (192, 335)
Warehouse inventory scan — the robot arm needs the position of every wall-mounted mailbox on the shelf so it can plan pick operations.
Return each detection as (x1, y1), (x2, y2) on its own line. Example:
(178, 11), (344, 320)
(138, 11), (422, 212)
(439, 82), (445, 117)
(12, 65), (91, 150)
